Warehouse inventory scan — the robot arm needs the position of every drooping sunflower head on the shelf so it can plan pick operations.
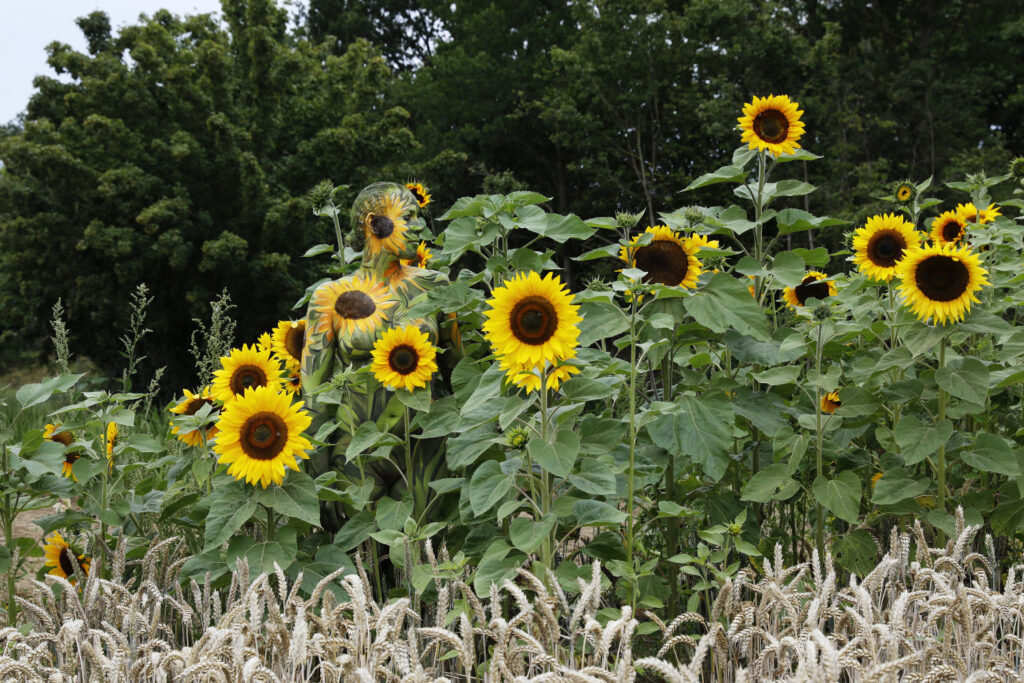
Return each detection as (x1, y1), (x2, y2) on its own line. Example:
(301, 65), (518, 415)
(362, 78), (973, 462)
(619, 225), (702, 288)
(352, 182), (422, 260)
(896, 243), (989, 325)
(821, 391), (841, 414)
(402, 241), (434, 269)
(405, 181), (432, 208)
(738, 94), (806, 156)
(211, 344), (283, 404)
(499, 356), (580, 394)
(213, 385), (313, 489)
(169, 387), (221, 447)
(930, 210), (967, 247)
(782, 271), (837, 309)
(955, 202), (1001, 226)
(271, 319), (306, 372)
(482, 271), (582, 369)
(43, 532), (90, 582)
(105, 422), (118, 462)
(892, 180), (916, 205)
(44, 423), (80, 479)
(851, 213), (920, 281)
(310, 273), (395, 346)
(371, 324), (439, 392)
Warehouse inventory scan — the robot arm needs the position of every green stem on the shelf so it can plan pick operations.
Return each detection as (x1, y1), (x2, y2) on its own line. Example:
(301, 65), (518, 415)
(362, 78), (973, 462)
(2, 441), (14, 625)
(266, 505), (276, 543)
(626, 303), (638, 611)
(540, 368), (552, 569)
(403, 405), (421, 520)
(660, 352), (679, 615)
(814, 324), (825, 561)
(936, 336), (948, 526)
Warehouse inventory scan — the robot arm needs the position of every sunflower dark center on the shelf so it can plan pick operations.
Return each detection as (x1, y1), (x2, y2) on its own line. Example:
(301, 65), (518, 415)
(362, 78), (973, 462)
(369, 214), (395, 238)
(510, 296), (559, 345)
(334, 291), (376, 319)
(794, 276), (831, 305)
(389, 345), (419, 375)
(284, 325), (305, 360)
(230, 365), (267, 395)
(410, 187), (425, 203)
(753, 109), (789, 144)
(942, 221), (964, 244)
(241, 412), (288, 461)
(634, 241), (689, 286)
(49, 431), (74, 447)
(898, 186), (912, 200)
(64, 452), (80, 466)
(915, 255), (969, 302)
(184, 397), (217, 416)
(58, 547), (76, 576)
(866, 231), (905, 268)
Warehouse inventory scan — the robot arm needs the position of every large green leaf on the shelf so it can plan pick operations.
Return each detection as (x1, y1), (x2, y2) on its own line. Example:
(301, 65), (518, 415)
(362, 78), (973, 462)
(572, 500), (627, 526)
(528, 428), (579, 479)
(684, 164), (748, 191)
(510, 515), (557, 554)
(811, 471), (861, 523)
(204, 482), (258, 549)
(251, 471), (321, 527)
(774, 209), (845, 235)
(741, 463), (800, 503)
(935, 358), (989, 404)
(468, 460), (513, 516)
(894, 416), (953, 466)
(871, 470), (930, 505)
(684, 273), (770, 341)
(647, 396), (734, 482)
(569, 458), (618, 496)
(963, 433), (1020, 476)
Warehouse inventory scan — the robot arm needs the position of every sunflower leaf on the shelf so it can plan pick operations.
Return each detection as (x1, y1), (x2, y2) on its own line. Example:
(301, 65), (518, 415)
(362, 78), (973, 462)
(963, 433), (1020, 476)
(684, 164), (749, 191)
(935, 358), (990, 404)
(741, 464), (799, 503)
(510, 515), (557, 554)
(573, 500), (627, 526)
(871, 470), (930, 505)
(468, 460), (513, 517)
(775, 209), (846, 236)
(812, 471), (861, 524)
(894, 417), (953, 466)
(684, 273), (770, 341)
(251, 471), (321, 527)
(204, 482), (258, 550)
(774, 149), (822, 163)
(647, 396), (733, 482)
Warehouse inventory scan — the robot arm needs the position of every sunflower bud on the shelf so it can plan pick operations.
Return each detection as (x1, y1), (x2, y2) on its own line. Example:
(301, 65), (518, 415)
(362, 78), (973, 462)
(892, 180), (916, 205)
(727, 522), (742, 537)
(813, 303), (832, 321)
(505, 426), (529, 450)
(615, 211), (644, 229)
(683, 205), (706, 226)
(308, 180), (335, 213)
(1010, 156), (1024, 181)
(585, 277), (611, 291)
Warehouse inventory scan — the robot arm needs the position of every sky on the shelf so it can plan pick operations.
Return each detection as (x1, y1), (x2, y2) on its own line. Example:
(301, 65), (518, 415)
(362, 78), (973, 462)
(0, 0), (226, 124)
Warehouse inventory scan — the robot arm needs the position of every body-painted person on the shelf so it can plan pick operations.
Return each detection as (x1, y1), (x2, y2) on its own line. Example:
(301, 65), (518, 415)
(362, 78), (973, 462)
(301, 182), (460, 532)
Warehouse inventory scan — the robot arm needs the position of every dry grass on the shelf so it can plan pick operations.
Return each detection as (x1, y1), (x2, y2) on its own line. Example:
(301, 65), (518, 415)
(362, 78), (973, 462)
(2, 509), (1022, 681)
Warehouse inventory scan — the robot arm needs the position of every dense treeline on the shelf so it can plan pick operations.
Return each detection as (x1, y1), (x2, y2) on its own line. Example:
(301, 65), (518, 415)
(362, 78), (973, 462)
(1, 0), (1020, 388)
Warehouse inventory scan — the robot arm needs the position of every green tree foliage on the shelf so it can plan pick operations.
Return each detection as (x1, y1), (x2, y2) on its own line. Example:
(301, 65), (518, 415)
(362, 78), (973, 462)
(0, 1), (427, 384)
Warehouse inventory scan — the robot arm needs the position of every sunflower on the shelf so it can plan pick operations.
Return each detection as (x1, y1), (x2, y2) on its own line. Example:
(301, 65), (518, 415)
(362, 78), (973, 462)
(482, 271), (582, 369)
(851, 213), (920, 281)
(271, 319), (306, 371)
(43, 532), (90, 581)
(871, 472), (884, 489)
(930, 210), (967, 246)
(955, 202), (1001, 225)
(105, 422), (117, 464)
(362, 190), (413, 257)
(820, 391), (841, 414)
(893, 180), (916, 205)
(211, 345), (283, 404)
(213, 385), (312, 489)
(371, 325), (438, 392)
(44, 423), (79, 479)
(684, 233), (720, 251)
(405, 181), (432, 208)
(896, 243), (989, 324)
(282, 367), (302, 394)
(310, 274), (395, 343)
(402, 241), (434, 269)
(169, 387), (221, 447)
(738, 94), (806, 156)
(257, 332), (273, 354)
(619, 226), (702, 288)
(783, 272), (837, 309)
(501, 357), (580, 394)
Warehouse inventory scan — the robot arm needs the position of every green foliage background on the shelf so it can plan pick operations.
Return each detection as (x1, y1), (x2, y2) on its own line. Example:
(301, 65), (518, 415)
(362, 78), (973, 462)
(2, 0), (1022, 388)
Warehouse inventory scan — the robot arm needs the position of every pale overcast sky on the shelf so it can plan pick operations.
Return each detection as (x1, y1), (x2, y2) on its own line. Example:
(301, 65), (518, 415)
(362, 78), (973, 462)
(1, 1), (226, 124)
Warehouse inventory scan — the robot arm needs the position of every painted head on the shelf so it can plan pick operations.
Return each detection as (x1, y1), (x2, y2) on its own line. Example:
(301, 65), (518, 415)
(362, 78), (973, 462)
(351, 182), (425, 262)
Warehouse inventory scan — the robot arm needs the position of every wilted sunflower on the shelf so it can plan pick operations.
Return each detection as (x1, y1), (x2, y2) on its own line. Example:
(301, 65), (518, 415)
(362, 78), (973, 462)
(105, 422), (117, 464)
(169, 388), (220, 447)
(272, 319), (306, 371)
(43, 532), (89, 581)
(893, 180), (916, 205)
(44, 423), (79, 479)
(371, 325), (438, 392)
(930, 210), (967, 246)
(501, 357), (580, 394)
(851, 213), (920, 281)
(483, 271), (582, 368)
(405, 181), (432, 208)
(620, 225), (702, 288)
(362, 191), (413, 257)
(213, 385), (312, 489)
(783, 271), (837, 309)
(310, 274), (395, 343)
(821, 391), (841, 414)
(896, 243), (989, 324)
(955, 202), (1001, 225)
(402, 241), (434, 269)
(738, 94), (806, 156)
(211, 345), (283, 403)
